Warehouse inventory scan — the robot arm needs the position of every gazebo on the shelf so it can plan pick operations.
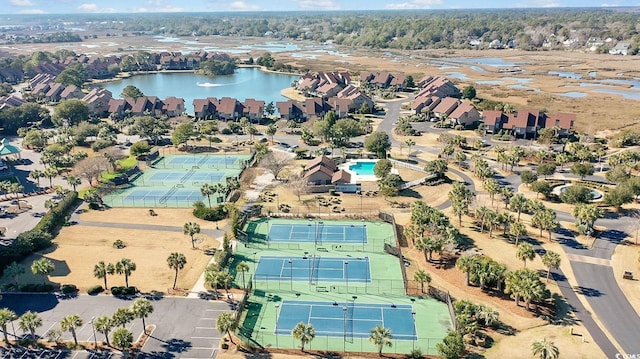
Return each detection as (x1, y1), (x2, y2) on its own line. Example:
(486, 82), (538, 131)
(0, 138), (20, 160)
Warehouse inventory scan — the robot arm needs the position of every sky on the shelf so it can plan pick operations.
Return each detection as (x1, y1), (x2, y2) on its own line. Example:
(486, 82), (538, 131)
(1, 0), (637, 14)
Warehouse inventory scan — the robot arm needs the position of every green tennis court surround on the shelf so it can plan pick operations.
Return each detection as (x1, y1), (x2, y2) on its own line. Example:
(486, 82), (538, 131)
(102, 154), (251, 208)
(234, 217), (453, 354)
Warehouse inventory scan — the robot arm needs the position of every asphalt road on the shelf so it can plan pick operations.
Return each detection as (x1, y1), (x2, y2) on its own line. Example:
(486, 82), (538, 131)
(1, 294), (234, 359)
(373, 95), (640, 356)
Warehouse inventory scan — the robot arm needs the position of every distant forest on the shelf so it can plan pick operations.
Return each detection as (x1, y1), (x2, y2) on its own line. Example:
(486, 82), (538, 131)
(4, 9), (640, 53)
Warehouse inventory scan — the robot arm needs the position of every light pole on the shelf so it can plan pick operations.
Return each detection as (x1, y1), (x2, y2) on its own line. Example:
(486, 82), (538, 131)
(344, 261), (349, 293)
(411, 311), (416, 351)
(364, 256), (369, 294)
(91, 316), (97, 349)
(342, 306), (348, 351)
(289, 259), (293, 291)
(362, 219), (366, 252)
(317, 221), (323, 246)
(253, 252), (258, 275)
(275, 193), (279, 211)
(360, 192), (363, 217)
(10, 320), (15, 340)
(308, 218), (313, 245)
(275, 304), (280, 348)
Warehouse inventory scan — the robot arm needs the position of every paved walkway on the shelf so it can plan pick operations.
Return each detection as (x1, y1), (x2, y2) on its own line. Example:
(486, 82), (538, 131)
(70, 205), (226, 298)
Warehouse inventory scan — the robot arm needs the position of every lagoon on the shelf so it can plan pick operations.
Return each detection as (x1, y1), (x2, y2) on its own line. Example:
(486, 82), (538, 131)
(98, 67), (299, 114)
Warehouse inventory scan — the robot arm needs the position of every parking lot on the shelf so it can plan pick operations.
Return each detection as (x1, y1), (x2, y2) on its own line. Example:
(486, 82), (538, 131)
(1, 294), (233, 358)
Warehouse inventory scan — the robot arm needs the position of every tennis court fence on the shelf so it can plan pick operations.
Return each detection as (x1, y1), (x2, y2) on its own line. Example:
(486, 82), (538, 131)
(251, 277), (406, 296)
(101, 195), (206, 208)
(262, 207), (381, 219)
(245, 329), (442, 355)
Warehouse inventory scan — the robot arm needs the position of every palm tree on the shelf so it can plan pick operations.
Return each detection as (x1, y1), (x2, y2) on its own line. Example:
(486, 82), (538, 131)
(414, 269), (431, 293)
(531, 338), (560, 359)
(291, 322), (315, 351)
(448, 182), (476, 227)
(29, 169), (44, 187)
(111, 328), (133, 358)
(216, 312), (238, 345)
(60, 314), (83, 346)
(509, 194), (529, 222)
(93, 315), (113, 346)
(0, 308), (17, 342)
(44, 199), (58, 210)
(542, 251), (561, 283)
(131, 298), (154, 333)
(516, 243), (536, 267)
(44, 166), (59, 187)
(455, 254), (478, 286)
(369, 325), (393, 357)
(475, 206), (490, 233)
(236, 262), (250, 292)
(405, 139), (415, 156)
(94, 261), (115, 290)
(112, 308), (135, 328)
(476, 306), (500, 327)
(31, 258), (55, 283)
(115, 258), (136, 287)
(183, 222), (201, 248)
(18, 311), (42, 342)
(510, 222), (527, 246)
(66, 175), (81, 191)
(167, 252), (187, 290)
(200, 184), (215, 208)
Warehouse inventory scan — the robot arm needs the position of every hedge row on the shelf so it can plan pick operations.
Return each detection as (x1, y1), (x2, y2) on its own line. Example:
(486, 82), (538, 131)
(34, 191), (79, 233)
(0, 191), (80, 272)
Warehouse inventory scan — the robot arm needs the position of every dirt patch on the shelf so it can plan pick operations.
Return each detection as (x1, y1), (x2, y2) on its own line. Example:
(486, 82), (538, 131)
(5, 209), (221, 293)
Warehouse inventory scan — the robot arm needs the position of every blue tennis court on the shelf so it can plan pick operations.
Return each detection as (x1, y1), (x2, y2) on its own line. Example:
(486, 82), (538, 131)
(146, 170), (225, 183)
(276, 300), (417, 340)
(115, 187), (205, 206)
(159, 154), (249, 169)
(268, 223), (367, 243)
(254, 256), (370, 282)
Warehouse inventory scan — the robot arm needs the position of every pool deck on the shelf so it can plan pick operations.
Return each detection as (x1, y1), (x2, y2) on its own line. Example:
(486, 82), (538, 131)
(339, 159), (399, 184)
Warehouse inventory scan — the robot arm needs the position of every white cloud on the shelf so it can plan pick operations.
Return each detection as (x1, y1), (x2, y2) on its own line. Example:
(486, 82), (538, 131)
(78, 4), (116, 13)
(386, 0), (442, 9)
(514, 0), (561, 6)
(18, 9), (45, 13)
(133, 0), (185, 12)
(228, 1), (261, 10)
(294, 0), (340, 10)
(10, 0), (34, 6)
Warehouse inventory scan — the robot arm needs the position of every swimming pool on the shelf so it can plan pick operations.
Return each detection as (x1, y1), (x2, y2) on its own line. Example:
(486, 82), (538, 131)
(349, 161), (376, 176)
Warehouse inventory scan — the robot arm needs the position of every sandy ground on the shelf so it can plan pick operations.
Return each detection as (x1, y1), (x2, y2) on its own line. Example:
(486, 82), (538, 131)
(611, 242), (640, 317)
(3, 208), (221, 293)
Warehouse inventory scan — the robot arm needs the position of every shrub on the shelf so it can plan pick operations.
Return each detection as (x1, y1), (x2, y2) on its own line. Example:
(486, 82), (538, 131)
(87, 285), (104, 295)
(113, 239), (125, 249)
(61, 284), (78, 294)
(193, 202), (227, 221)
(454, 124), (464, 131)
(91, 139), (113, 152)
(110, 286), (138, 296)
(210, 136), (223, 143)
(20, 283), (53, 292)
(221, 128), (232, 135)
